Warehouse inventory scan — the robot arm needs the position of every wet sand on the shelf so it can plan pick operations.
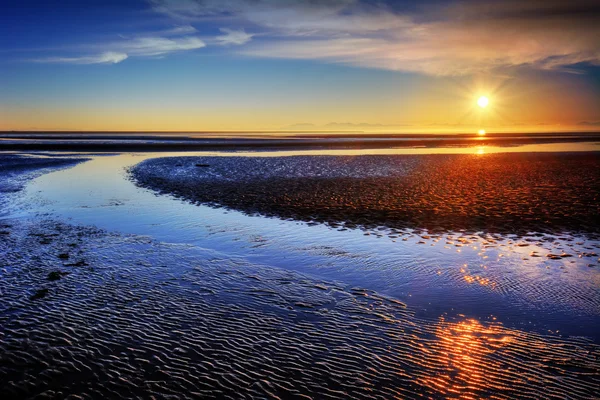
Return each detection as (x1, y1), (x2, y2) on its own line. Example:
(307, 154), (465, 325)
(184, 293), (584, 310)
(1, 155), (599, 399)
(131, 153), (600, 238)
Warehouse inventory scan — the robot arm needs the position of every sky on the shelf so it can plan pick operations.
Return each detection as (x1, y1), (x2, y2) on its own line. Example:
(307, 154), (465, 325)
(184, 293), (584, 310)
(1, 0), (599, 133)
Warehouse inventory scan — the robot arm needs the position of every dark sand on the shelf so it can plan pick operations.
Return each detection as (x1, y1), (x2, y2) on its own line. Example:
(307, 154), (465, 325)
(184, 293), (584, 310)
(2, 154), (600, 399)
(131, 153), (600, 238)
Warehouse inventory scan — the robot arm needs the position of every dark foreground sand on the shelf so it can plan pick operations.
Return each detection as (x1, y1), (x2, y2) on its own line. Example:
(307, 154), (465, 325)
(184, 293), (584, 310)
(131, 153), (600, 238)
(2, 154), (600, 399)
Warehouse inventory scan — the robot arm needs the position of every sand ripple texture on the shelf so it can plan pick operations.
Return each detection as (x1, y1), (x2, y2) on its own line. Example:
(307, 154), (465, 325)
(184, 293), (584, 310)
(1, 219), (599, 399)
(131, 153), (600, 238)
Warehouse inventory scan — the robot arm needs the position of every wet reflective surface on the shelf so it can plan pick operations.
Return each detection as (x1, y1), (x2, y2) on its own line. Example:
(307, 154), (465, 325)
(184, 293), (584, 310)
(2, 218), (599, 399)
(11, 152), (600, 336)
(1, 149), (600, 399)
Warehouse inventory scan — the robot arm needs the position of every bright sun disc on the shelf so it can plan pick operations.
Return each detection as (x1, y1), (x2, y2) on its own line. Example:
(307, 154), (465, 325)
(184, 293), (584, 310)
(478, 129), (486, 135)
(477, 96), (489, 108)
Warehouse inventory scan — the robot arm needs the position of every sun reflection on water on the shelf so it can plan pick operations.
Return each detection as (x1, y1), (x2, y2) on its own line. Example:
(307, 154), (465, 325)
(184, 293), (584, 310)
(419, 318), (515, 398)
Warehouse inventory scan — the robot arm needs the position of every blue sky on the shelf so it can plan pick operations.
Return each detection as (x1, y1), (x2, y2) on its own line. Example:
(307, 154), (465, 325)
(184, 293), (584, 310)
(1, 0), (599, 131)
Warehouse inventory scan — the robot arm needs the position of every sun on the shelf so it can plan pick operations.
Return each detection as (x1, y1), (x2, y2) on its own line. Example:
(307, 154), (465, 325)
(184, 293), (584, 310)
(478, 129), (486, 135)
(477, 96), (489, 108)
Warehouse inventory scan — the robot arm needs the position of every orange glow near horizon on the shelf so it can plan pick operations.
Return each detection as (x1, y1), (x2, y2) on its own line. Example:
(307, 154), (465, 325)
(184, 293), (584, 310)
(1, 73), (598, 133)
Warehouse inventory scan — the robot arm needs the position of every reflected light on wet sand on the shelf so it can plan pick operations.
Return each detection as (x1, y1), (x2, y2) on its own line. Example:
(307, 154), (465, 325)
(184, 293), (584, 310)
(423, 318), (510, 397)
(412, 316), (599, 399)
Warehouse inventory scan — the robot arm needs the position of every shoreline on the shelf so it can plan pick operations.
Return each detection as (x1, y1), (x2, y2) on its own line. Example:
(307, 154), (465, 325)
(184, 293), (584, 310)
(1, 132), (600, 152)
(0, 154), (88, 212)
(131, 153), (600, 239)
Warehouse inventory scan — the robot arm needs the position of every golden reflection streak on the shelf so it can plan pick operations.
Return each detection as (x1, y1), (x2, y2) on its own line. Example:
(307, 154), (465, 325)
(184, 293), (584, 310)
(417, 318), (513, 398)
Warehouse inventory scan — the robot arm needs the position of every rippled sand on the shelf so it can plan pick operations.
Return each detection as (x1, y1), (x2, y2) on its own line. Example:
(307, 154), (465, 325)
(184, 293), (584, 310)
(2, 154), (600, 399)
(131, 153), (600, 238)
(1, 218), (599, 399)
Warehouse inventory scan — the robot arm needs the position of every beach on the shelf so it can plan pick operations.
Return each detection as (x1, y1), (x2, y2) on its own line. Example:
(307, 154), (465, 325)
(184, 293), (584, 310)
(1, 148), (600, 399)
(131, 153), (600, 239)
(4, 1), (600, 397)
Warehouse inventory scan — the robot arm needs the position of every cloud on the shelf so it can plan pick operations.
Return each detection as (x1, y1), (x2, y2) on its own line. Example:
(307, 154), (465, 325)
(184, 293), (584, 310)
(36, 52), (128, 65)
(160, 25), (198, 36)
(149, 0), (600, 75)
(34, 33), (206, 65)
(148, 0), (352, 21)
(118, 36), (206, 56)
(216, 28), (254, 45)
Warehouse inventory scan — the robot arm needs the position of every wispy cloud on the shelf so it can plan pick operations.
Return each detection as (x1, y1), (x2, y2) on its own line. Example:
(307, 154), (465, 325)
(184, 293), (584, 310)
(36, 52), (128, 65)
(216, 28), (254, 46)
(116, 36), (206, 56)
(34, 26), (206, 65)
(159, 25), (198, 36)
(149, 0), (600, 75)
